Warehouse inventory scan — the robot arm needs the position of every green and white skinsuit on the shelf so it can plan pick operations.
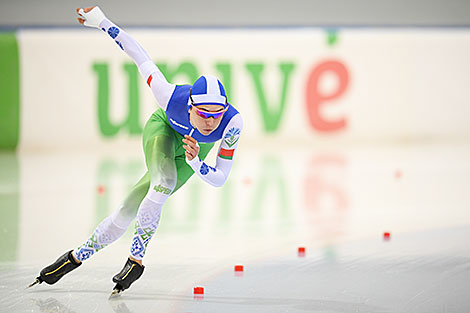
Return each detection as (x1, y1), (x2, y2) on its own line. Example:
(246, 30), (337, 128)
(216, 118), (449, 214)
(73, 16), (243, 262)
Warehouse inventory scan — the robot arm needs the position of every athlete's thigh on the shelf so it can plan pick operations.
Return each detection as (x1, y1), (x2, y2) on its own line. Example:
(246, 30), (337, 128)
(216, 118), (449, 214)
(120, 172), (150, 216)
(142, 112), (179, 189)
(173, 158), (193, 193)
(144, 135), (178, 190)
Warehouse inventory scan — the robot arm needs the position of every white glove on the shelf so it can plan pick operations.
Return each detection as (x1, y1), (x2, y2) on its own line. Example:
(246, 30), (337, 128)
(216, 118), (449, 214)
(78, 6), (107, 28)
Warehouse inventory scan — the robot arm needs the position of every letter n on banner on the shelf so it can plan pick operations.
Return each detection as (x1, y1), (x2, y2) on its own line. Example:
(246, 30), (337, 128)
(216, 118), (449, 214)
(93, 63), (142, 137)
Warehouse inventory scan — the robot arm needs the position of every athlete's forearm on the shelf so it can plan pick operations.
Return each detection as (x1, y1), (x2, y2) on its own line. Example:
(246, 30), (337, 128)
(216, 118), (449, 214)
(99, 19), (153, 73)
(78, 7), (174, 108)
(185, 114), (243, 187)
(98, 18), (175, 109)
(78, 7), (153, 73)
(186, 157), (231, 187)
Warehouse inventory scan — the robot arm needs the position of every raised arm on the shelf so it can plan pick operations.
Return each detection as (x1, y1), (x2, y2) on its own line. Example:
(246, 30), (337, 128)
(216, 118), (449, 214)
(76, 6), (175, 109)
(184, 114), (243, 187)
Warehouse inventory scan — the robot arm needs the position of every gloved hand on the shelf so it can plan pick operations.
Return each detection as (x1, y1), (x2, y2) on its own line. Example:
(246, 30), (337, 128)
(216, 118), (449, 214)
(76, 6), (107, 28)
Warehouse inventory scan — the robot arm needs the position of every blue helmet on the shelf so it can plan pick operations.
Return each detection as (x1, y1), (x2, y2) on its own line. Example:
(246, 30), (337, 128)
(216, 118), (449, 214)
(190, 75), (227, 108)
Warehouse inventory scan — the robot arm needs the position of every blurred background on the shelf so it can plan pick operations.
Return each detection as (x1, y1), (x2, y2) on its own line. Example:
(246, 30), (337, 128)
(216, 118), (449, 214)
(1, 0), (470, 27)
(1, 1), (469, 312)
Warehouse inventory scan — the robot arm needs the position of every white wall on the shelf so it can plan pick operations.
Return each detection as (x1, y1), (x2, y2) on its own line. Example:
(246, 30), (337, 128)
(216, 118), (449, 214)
(18, 28), (470, 150)
(2, 0), (470, 26)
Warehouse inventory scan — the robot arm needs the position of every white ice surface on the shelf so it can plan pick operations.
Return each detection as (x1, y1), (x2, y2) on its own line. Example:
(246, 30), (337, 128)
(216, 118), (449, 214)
(0, 143), (469, 313)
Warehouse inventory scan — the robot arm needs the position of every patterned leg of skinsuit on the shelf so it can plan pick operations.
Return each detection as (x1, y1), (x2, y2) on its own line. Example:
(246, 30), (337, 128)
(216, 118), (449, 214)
(74, 108), (214, 262)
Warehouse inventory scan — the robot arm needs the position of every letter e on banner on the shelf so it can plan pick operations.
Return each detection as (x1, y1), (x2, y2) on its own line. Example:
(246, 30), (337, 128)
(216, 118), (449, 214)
(306, 60), (349, 132)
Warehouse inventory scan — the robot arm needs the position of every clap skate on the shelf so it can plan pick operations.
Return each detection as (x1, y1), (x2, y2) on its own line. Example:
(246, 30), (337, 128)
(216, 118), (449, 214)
(28, 250), (81, 288)
(109, 258), (144, 298)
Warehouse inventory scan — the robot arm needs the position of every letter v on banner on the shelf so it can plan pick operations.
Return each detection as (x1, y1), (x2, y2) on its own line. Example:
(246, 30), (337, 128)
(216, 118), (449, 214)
(246, 62), (296, 133)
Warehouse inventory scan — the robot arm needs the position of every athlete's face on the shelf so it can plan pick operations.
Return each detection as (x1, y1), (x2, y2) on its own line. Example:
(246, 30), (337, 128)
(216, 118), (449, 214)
(189, 104), (226, 135)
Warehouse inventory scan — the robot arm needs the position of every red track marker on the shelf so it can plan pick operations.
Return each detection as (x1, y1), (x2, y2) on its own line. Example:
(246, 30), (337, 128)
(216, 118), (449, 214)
(193, 287), (204, 295)
(383, 232), (391, 241)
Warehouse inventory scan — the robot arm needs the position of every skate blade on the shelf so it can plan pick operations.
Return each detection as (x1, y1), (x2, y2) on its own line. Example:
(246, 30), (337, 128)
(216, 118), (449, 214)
(26, 279), (40, 289)
(108, 288), (122, 299)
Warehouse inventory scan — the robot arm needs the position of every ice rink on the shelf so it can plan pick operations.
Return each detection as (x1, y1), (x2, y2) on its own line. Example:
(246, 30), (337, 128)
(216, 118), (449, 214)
(1, 142), (469, 313)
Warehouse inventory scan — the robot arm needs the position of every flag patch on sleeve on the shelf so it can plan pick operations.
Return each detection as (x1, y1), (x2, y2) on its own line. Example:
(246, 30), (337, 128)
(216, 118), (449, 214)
(218, 148), (235, 160)
(147, 75), (153, 87)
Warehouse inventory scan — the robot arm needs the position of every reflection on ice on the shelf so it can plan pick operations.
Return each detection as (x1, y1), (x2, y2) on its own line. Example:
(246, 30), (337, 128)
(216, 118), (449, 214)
(31, 297), (78, 313)
(108, 299), (134, 313)
(0, 144), (469, 312)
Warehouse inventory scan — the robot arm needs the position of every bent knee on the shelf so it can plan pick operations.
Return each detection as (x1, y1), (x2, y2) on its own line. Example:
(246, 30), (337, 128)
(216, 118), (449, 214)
(152, 181), (175, 196)
(147, 176), (176, 204)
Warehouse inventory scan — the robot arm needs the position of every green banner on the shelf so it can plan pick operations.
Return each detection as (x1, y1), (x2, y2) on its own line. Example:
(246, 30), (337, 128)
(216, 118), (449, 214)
(0, 152), (20, 262)
(0, 33), (20, 150)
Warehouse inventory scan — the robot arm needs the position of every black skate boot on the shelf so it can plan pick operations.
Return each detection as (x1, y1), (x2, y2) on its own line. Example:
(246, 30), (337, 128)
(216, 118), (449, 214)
(109, 258), (144, 298)
(28, 250), (81, 288)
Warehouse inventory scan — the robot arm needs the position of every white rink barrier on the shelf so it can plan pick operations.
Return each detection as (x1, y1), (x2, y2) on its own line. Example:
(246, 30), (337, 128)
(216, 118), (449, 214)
(17, 28), (470, 150)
